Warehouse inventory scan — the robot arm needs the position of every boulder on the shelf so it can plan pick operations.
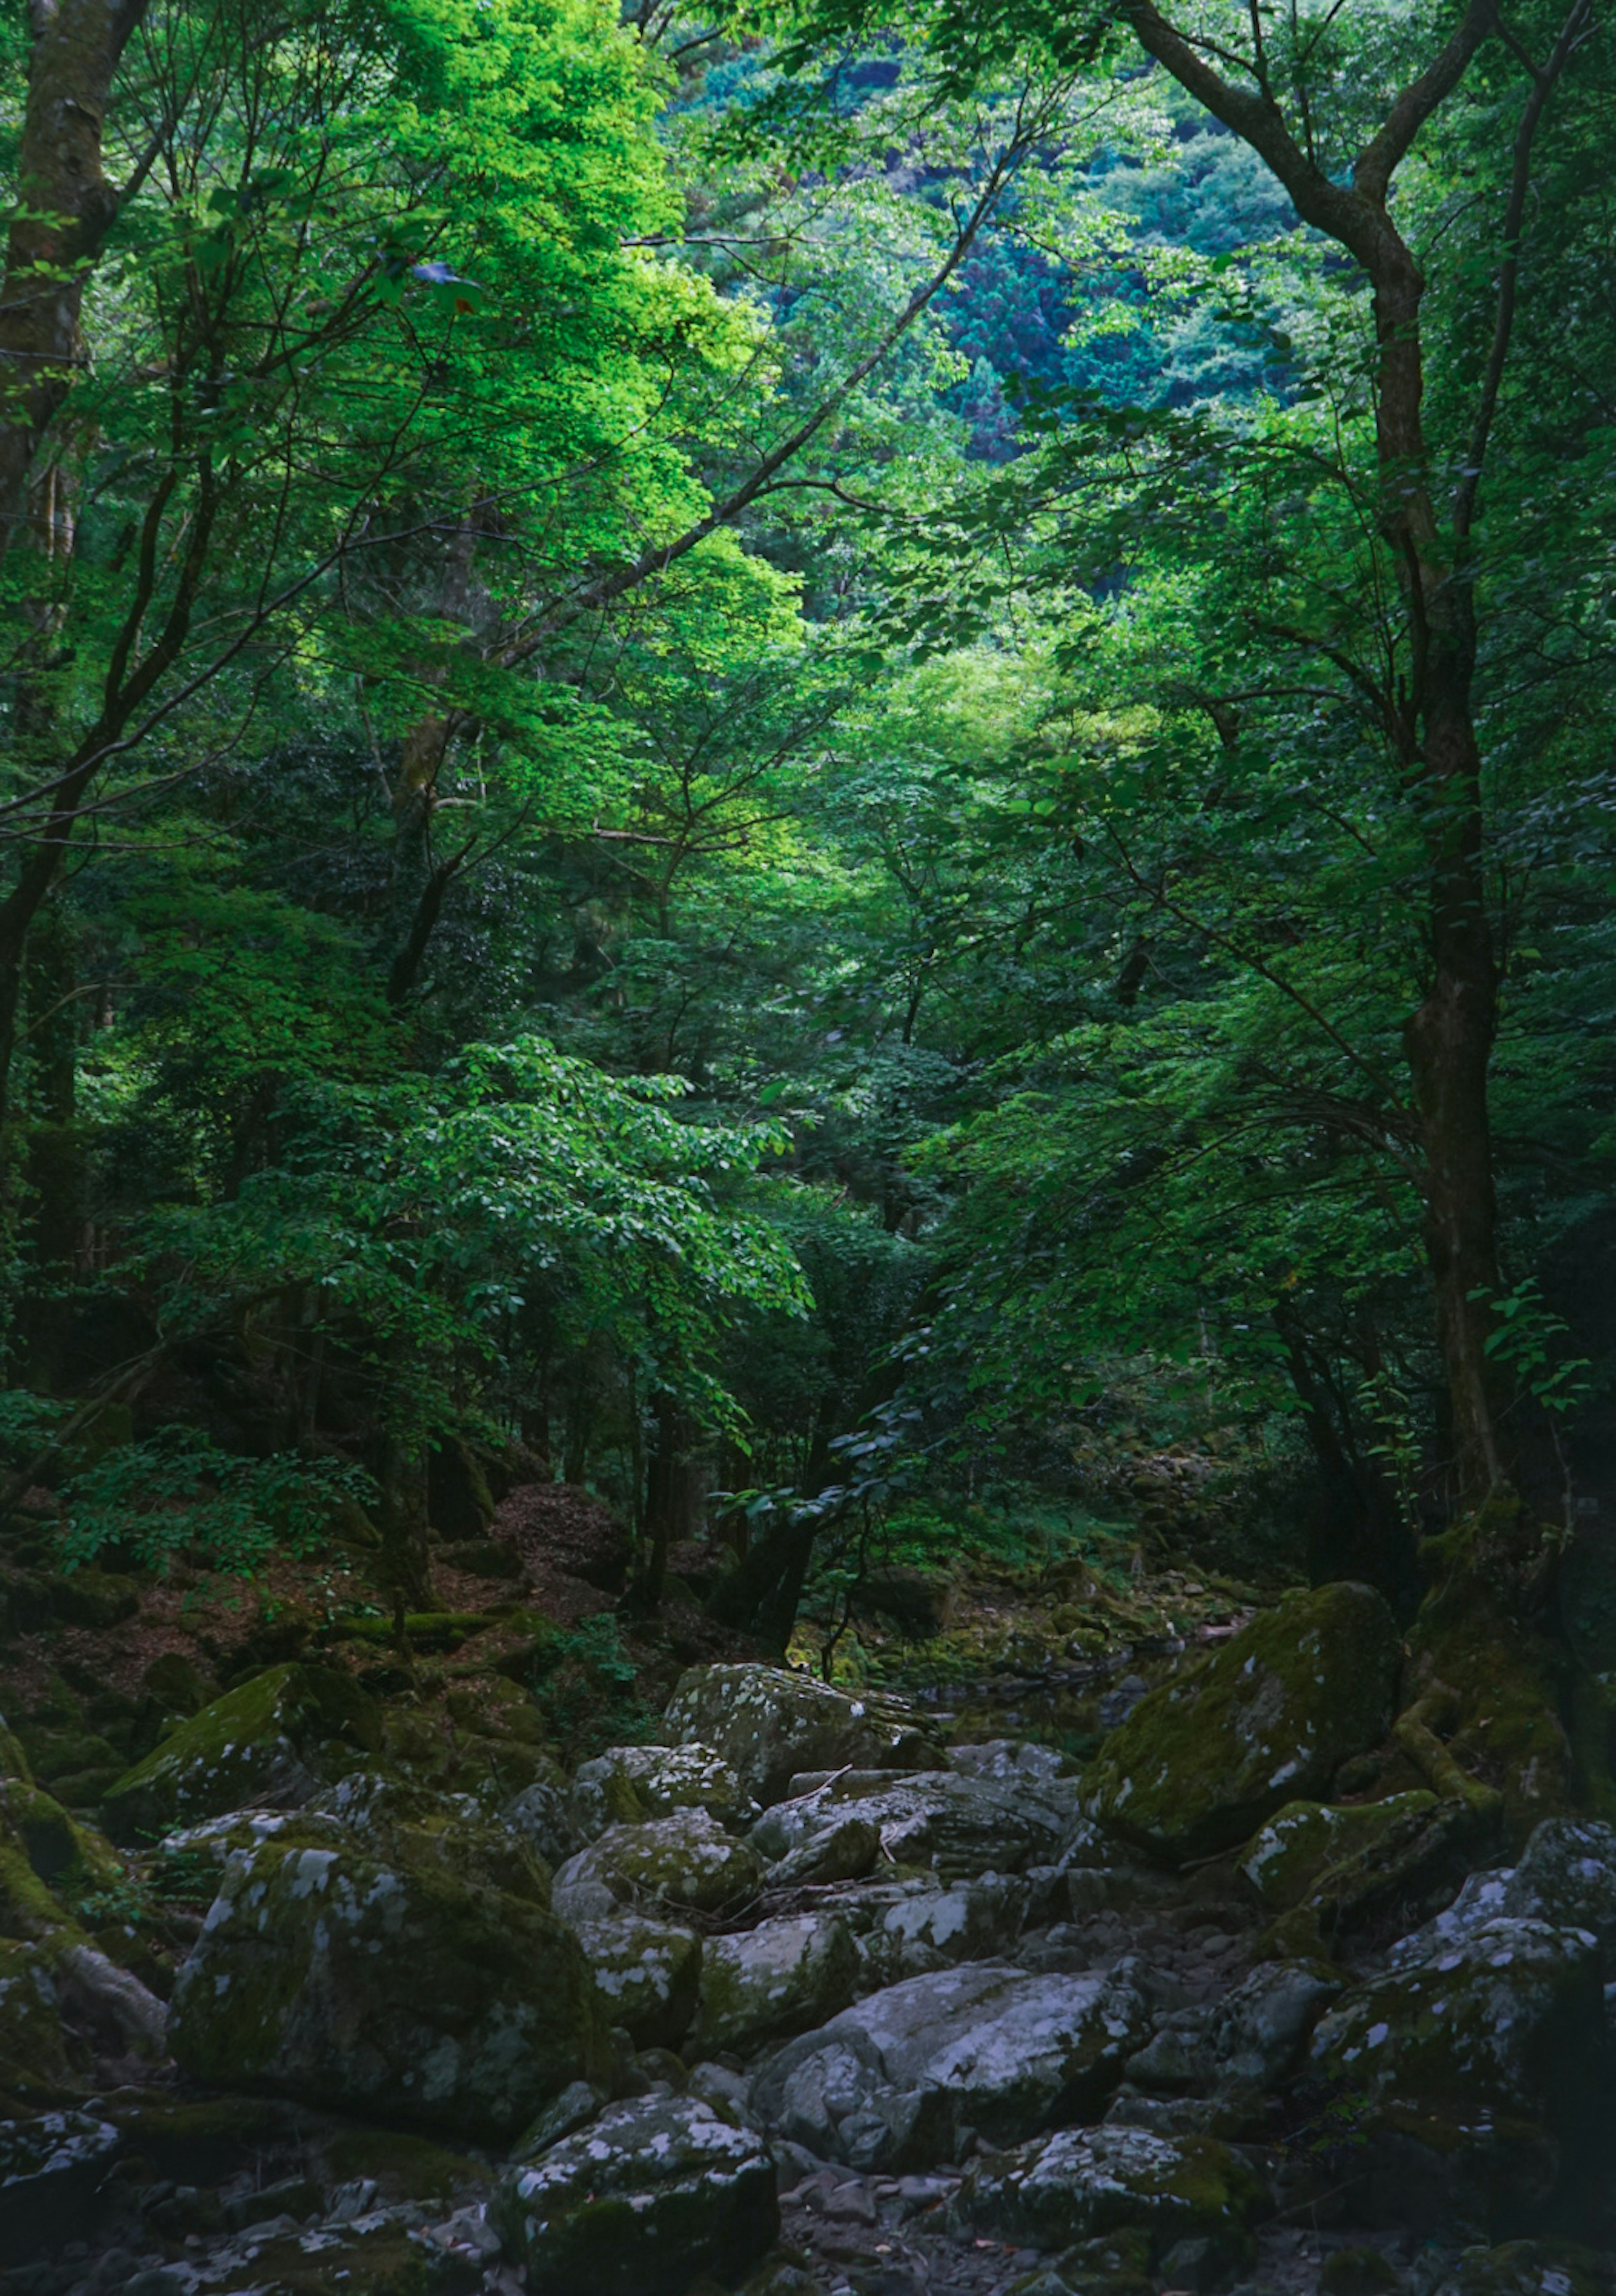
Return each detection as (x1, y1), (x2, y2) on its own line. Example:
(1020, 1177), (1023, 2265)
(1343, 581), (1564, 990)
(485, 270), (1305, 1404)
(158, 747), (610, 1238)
(571, 1742), (757, 1842)
(0, 1942), (80, 2108)
(751, 1959), (1150, 2167)
(0, 2111), (120, 2261)
(862, 1875), (1031, 1987)
(750, 1771), (1072, 1880)
(1239, 1794), (1441, 1909)
(766, 1814), (880, 1889)
(1499, 1818), (1616, 1946)
(571, 1913), (703, 2050)
(492, 2095), (779, 2296)
(502, 1776), (579, 1867)
(957, 2124), (1269, 2261)
(662, 1663), (943, 1805)
(0, 1775), (127, 1941)
(168, 1831), (611, 2138)
(553, 1811), (765, 1922)
(1308, 1916), (1605, 2125)
(1204, 1960), (1343, 2091)
(101, 1664), (380, 1840)
(1436, 2241), (1609, 2296)
(1084, 1583), (1401, 1864)
(694, 1913), (859, 2055)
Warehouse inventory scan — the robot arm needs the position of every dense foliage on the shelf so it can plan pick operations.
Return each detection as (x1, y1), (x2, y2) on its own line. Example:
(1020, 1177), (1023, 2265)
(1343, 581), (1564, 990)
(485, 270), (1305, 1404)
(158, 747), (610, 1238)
(0, 0), (1610, 1647)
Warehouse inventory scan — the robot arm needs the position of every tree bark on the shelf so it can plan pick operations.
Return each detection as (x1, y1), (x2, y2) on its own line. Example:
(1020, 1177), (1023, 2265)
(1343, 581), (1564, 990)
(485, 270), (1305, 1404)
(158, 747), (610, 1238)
(0, 0), (149, 547)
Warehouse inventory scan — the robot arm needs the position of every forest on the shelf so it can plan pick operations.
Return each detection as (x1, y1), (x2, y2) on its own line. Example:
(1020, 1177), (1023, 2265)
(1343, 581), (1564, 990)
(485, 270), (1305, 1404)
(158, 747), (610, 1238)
(0, 0), (1613, 2292)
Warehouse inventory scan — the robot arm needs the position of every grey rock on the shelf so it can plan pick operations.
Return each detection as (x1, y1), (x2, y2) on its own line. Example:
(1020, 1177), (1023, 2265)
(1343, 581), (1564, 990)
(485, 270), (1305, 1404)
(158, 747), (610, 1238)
(492, 2094), (779, 2296)
(956, 2123), (1269, 2257)
(662, 1663), (944, 1805)
(767, 1815), (881, 1889)
(694, 1913), (859, 2055)
(571, 1742), (758, 1842)
(949, 1741), (1065, 1783)
(570, 1911), (702, 2049)
(0, 2113), (120, 2262)
(752, 1958), (1150, 2166)
(502, 1778), (580, 1867)
(1206, 1960), (1344, 2089)
(1099, 1676), (1151, 1733)
(553, 1810), (764, 1921)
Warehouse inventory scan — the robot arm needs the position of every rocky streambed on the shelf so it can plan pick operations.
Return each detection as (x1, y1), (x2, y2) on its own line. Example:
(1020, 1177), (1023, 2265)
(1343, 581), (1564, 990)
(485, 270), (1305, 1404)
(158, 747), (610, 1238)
(3, 1578), (1616, 2296)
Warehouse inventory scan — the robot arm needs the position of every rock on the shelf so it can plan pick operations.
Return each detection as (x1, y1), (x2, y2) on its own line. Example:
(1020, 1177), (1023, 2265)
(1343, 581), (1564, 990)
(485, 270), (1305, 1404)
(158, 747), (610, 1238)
(864, 1874), (1031, 1985)
(0, 1775), (127, 1941)
(168, 1830), (611, 2137)
(751, 1771), (1072, 1880)
(663, 1663), (944, 1805)
(1308, 1915), (1605, 2124)
(752, 1959), (1150, 2166)
(0, 2111), (120, 2261)
(0, 1942), (80, 2106)
(1099, 1676), (1152, 1733)
(1500, 1818), (1616, 1946)
(949, 1741), (1065, 1783)
(858, 1564), (954, 1637)
(1435, 2241), (1608, 2296)
(553, 1811), (765, 1922)
(1239, 1794), (1441, 1908)
(571, 1913), (703, 2049)
(1084, 1583), (1402, 1864)
(766, 1814), (880, 1889)
(503, 1776), (579, 1866)
(694, 1914), (859, 2054)
(492, 2094), (779, 2296)
(1204, 1960), (1343, 2090)
(518, 2078), (609, 2154)
(101, 1664), (380, 1840)
(957, 2124), (1268, 2261)
(312, 1772), (554, 1900)
(571, 1742), (758, 1842)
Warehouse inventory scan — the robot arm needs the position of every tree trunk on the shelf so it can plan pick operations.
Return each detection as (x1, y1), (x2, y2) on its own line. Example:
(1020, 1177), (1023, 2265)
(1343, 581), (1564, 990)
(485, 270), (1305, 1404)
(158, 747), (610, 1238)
(0, 0), (148, 545)
(1117, 0), (1581, 1513)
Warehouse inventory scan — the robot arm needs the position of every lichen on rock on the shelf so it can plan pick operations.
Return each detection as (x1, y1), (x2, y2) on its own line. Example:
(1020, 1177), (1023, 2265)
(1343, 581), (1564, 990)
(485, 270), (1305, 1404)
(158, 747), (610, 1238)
(1084, 1582), (1402, 1864)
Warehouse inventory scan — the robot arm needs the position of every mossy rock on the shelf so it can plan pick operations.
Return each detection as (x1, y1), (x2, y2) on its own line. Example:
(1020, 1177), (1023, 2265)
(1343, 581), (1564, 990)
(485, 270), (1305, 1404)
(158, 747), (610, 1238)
(98, 2089), (302, 2180)
(0, 1776), (124, 1941)
(313, 2121), (487, 2203)
(662, 1662), (944, 1805)
(554, 1811), (765, 1922)
(1240, 1794), (1440, 1907)
(101, 1663), (381, 1841)
(573, 1911), (703, 2050)
(168, 1829), (611, 2138)
(0, 1940), (85, 2107)
(1084, 1583), (1402, 1864)
(571, 1742), (757, 1842)
(47, 1568), (141, 1629)
(957, 2125), (1269, 2263)
(444, 1672), (546, 1744)
(0, 1716), (34, 1784)
(142, 1651), (213, 1718)
(1308, 1914), (1603, 2125)
(492, 2095), (780, 2296)
(1439, 2241), (1607, 2296)
(693, 1912), (858, 2056)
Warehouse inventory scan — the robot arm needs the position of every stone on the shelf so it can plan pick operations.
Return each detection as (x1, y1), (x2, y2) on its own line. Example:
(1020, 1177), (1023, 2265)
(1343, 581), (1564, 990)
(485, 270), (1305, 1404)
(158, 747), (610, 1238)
(101, 1664), (380, 1840)
(571, 1912), (703, 2050)
(571, 1742), (758, 1842)
(0, 1942), (80, 2108)
(167, 1829), (611, 2138)
(1205, 1960), (1343, 2090)
(875, 1874), (1030, 1977)
(752, 1959), (1150, 2166)
(0, 2111), (120, 2261)
(553, 1811), (765, 1922)
(750, 1770), (1071, 1881)
(949, 1741), (1065, 1783)
(694, 1913), (859, 2054)
(765, 1814), (881, 1889)
(1239, 1794), (1441, 1908)
(1435, 2241), (1608, 2296)
(1308, 1915), (1604, 2125)
(662, 1663), (944, 1805)
(0, 1775), (127, 1942)
(314, 1772), (554, 1901)
(1501, 1818), (1616, 1945)
(503, 1776), (579, 1867)
(1084, 1583), (1401, 1864)
(493, 2094), (779, 2296)
(957, 2124), (1268, 2261)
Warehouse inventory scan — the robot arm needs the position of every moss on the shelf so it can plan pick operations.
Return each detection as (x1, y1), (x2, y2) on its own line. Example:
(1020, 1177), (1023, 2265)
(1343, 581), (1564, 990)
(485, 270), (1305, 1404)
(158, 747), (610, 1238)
(101, 1662), (381, 1839)
(1407, 1583), (1572, 1849)
(48, 1568), (141, 1629)
(314, 2122), (488, 2202)
(1084, 1582), (1402, 1863)
(1239, 1795), (1440, 1910)
(0, 1777), (122, 1941)
(0, 1937), (84, 2105)
(959, 2126), (1268, 2263)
